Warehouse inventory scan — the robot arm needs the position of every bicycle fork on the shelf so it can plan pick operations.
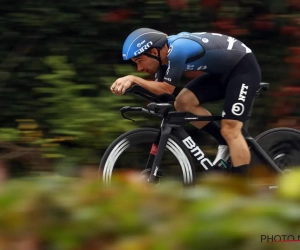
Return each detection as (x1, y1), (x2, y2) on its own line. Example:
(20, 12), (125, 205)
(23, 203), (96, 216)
(145, 121), (172, 184)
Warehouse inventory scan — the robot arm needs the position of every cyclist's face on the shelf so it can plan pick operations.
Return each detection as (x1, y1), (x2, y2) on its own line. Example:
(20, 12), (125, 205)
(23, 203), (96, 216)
(132, 50), (159, 75)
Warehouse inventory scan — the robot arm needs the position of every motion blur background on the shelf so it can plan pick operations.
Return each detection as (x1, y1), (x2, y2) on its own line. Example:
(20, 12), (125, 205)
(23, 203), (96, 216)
(0, 0), (299, 177)
(1, 1), (300, 250)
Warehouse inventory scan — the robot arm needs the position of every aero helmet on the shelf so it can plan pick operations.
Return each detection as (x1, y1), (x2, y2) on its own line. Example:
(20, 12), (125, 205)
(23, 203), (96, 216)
(122, 28), (168, 64)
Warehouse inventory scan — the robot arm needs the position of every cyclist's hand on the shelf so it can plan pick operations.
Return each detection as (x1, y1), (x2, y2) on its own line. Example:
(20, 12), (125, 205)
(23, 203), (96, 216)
(111, 75), (135, 95)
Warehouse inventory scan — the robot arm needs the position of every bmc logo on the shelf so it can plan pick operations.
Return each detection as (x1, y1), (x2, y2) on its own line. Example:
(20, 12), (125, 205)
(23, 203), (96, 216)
(182, 136), (214, 170)
(134, 41), (153, 56)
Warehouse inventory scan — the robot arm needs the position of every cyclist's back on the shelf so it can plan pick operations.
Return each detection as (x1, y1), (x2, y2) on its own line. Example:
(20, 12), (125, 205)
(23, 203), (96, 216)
(161, 32), (253, 84)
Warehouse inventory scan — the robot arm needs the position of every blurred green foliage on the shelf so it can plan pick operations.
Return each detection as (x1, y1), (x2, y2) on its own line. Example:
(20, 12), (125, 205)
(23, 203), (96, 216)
(0, 0), (299, 171)
(1, 171), (300, 249)
(34, 56), (138, 163)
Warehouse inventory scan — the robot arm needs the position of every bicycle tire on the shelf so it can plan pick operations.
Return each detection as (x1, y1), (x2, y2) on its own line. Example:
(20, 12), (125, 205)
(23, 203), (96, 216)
(249, 127), (300, 179)
(99, 128), (195, 185)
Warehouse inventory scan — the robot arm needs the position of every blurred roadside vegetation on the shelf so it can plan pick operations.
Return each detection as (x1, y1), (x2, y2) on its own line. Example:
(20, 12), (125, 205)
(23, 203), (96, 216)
(0, 170), (300, 249)
(0, 0), (299, 174)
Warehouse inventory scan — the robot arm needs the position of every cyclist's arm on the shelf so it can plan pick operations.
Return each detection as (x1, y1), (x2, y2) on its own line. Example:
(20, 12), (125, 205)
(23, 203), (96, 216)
(130, 40), (204, 95)
(132, 76), (175, 95)
(131, 45), (191, 95)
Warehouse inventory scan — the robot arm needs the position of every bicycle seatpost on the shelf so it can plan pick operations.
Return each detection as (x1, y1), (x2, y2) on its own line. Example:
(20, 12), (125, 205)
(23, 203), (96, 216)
(243, 83), (268, 132)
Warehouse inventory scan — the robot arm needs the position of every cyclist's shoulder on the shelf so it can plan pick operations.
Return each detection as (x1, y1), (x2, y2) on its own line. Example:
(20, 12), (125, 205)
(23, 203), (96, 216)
(168, 31), (194, 43)
(169, 31), (232, 39)
(168, 32), (203, 49)
(168, 31), (235, 46)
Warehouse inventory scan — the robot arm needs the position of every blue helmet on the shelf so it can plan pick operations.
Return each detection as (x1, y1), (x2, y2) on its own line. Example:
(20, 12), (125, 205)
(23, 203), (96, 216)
(122, 28), (168, 60)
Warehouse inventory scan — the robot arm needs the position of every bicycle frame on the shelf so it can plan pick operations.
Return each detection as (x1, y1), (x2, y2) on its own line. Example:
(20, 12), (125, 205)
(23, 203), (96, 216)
(146, 113), (283, 183)
(121, 83), (283, 184)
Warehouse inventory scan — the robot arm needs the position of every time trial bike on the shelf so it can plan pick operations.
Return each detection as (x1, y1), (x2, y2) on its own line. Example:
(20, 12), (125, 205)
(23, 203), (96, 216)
(99, 83), (300, 187)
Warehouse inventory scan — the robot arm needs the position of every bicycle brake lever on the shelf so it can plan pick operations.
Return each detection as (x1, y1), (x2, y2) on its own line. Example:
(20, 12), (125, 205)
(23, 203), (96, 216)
(120, 106), (135, 122)
(120, 106), (143, 122)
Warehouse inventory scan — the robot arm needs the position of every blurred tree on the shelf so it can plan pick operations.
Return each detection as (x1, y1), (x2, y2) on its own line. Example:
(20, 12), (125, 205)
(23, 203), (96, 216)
(0, 0), (298, 171)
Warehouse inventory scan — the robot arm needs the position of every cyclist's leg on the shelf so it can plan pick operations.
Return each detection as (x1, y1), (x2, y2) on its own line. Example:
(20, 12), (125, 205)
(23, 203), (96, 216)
(174, 73), (227, 145)
(221, 53), (261, 175)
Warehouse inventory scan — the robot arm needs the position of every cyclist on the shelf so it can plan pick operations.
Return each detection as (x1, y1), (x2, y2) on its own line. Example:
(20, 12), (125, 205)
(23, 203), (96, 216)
(110, 28), (261, 176)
